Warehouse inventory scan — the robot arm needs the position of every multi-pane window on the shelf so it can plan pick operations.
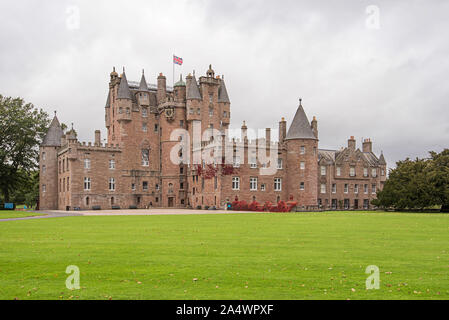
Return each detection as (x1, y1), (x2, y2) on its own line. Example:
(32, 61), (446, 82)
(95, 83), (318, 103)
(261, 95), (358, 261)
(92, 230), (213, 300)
(109, 159), (115, 169)
(320, 183), (326, 194)
(344, 184), (349, 193)
(261, 184), (266, 191)
(364, 184), (368, 194)
(232, 177), (240, 190)
(154, 124), (158, 132)
(84, 177), (91, 191)
(142, 122), (147, 132)
(300, 146), (305, 154)
(332, 183), (336, 193)
(300, 182), (305, 190)
(350, 167), (356, 177)
(372, 168), (377, 177)
(84, 158), (91, 169)
(277, 158), (283, 169)
(42, 165), (46, 173)
(381, 169), (385, 176)
(250, 177), (258, 191)
(142, 108), (147, 117)
(42, 152), (46, 160)
(143, 181), (148, 191)
(274, 178), (282, 191)
(209, 107), (214, 116)
(250, 157), (257, 168)
(189, 108), (194, 115)
(141, 149), (149, 166)
(372, 184), (377, 194)
(300, 162), (305, 170)
(131, 183), (136, 191)
(321, 166), (326, 175)
(354, 184), (359, 194)
(336, 167), (341, 176)
(42, 184), (46, 193)
(109, 178), (115, 191)
(363, 168), (368, 177)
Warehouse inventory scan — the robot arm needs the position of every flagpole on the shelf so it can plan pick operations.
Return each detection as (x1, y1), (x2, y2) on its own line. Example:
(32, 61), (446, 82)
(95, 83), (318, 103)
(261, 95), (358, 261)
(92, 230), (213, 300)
(172, 54), (175, 89)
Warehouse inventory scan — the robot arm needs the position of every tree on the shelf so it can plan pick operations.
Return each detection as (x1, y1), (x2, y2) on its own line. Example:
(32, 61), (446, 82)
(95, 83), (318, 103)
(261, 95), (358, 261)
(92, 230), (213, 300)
(374, 149), (449, 211)
(0, 95), (50, 202)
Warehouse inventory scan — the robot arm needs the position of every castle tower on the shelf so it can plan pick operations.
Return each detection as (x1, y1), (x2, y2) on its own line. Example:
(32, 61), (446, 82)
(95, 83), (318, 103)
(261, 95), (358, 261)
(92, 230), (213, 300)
(39, 113), (64, 210)
(285, 99), (318, 207)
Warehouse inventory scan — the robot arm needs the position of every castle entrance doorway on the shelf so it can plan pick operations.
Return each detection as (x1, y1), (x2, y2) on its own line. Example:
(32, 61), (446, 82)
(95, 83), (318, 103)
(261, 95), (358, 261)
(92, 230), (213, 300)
(168, 197), (174, 207)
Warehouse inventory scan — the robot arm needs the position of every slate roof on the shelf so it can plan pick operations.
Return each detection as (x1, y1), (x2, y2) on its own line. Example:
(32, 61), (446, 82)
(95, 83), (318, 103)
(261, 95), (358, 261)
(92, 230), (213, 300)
(286, 103), (316, 140)
(186, 74), (202, 100)
(117, 72), (133, 100)
(174, 74), (186, 87)
(138, 73), (149, 92)
(42, 115), (64, 147)
(105, 91), (110, 108)
(218, 79), (230, 103)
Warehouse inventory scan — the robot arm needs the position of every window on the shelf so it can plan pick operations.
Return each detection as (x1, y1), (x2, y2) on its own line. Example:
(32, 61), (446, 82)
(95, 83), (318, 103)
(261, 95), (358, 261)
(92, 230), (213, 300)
(277, 158), (283, 169)
(111, 197), (115, 205)
(142, 108), (147, 117)
(109, 159), (115, 169)
(332, 183), (336, 193)
(142, 122), (147, 132)
(154, 124), (158, 132)
(300, 146), (305, 154)
(354, 184), (359, 194)
(143, 181), (148, 191)
(372, 168), (377, 177)
(364, 168), (368, 177)
(42, 165), (46, 173)
(300, 161), (305, 170)
(109, 178), (115, 191)
(320, 183), (326, 194)
(209, 93), (213, 103)
(261, 184), (266, 191)
(189, 108), (194, 115)
(155, 184), (160, 190)
(232, 177), (240, 190)
(141, 149), (149, 166)
(131, 183), (136, 191)
(209, 107), (214, 116)
(381, 169), (385, 176)
(84, 158), (91, 169)
(364, 184), (368, 194)
(84, 177), (91, 191)
(67, 178), (69, 191)
(250, 157), (257, 168)
(42, 152), (46, 161)
(197, 108), (201, 115)
(344, 184), (349, 193)
(223, 111), (227, 118)
(42, 184), (46, 193)
(274, 178), (282, 191)
(321, 166), (326, 175)
(86, 197), (90, 206)
(372, 184), (377, 194)
(250, 177), (258, 191)
(300, 182), (305, 190)
(180, 167), (184, 174)
(233, 156), (240, 168)
(336, 167), (341, 176)
(350, 167), (355, 177)
(180, 120), (184, 127)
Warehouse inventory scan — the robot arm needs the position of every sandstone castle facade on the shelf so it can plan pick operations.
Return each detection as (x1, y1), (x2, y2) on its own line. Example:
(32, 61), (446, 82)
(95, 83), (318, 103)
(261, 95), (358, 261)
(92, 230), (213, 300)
(39, 65), (387, 211)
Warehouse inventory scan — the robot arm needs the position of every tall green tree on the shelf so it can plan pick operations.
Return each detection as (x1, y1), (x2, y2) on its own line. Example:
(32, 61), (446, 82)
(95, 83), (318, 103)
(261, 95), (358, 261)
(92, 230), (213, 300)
(0, 95), (49, 202)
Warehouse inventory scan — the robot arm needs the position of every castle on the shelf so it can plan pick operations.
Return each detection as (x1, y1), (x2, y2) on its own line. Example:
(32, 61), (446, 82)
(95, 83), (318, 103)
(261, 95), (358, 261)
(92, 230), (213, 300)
(39, 65), (387, 211)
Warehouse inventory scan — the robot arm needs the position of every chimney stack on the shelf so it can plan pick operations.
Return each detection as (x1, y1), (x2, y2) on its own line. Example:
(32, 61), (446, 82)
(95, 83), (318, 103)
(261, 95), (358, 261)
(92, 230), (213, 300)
(363, 138), (372, 153)
(348, 136), (356, 150)
(265, 128), (271, 143)
(157, 73), (166, 103)
(279, 117), (286, 142)
(241, 121), (248, 141)
(311, 116), (318, 139)
(95, 130), (101, 146)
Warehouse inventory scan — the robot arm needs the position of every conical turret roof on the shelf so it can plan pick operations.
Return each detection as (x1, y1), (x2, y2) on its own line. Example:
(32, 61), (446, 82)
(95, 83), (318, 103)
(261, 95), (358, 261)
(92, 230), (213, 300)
(186, 74), (202, 100)
(138, 71), (149, 92)
(174, 74), (186, 87)
(42, 114), (64, 146)
(286, 101), (317, 140)
(117, 71), (133, 99)
(105, 91), (110, 108)
(218, 78), (230, 103)
(379, 152), (386, 165)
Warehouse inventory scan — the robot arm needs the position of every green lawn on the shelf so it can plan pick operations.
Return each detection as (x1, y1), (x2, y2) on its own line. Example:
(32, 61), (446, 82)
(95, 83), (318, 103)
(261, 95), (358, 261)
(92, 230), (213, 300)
(0, 211), (448, 300)
(0, 210), (45, 219)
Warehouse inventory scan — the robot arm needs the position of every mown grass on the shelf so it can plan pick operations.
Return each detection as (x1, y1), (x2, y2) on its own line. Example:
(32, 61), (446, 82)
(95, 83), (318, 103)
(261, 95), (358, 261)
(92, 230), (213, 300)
(0, 211), (448, 300)
(0, 210), (45, 219)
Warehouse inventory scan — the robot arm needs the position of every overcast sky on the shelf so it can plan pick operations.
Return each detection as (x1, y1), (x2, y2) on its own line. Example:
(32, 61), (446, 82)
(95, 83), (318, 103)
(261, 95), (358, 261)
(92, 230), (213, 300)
(1, 0), (448, 167)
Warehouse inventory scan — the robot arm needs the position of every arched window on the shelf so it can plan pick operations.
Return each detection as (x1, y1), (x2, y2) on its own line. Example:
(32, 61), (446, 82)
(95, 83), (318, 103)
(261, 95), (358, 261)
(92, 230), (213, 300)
(111, 197), (115, 205)
(86, 197), (90, 206)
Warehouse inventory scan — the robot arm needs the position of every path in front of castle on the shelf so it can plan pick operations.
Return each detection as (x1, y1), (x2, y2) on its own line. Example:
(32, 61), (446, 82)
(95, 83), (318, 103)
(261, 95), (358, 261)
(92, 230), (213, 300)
(0, 208), (236, 222)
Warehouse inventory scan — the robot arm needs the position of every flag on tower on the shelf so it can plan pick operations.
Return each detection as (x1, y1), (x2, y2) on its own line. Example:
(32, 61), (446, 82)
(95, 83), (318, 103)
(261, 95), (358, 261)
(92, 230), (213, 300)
(173, 55), (183, 65)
